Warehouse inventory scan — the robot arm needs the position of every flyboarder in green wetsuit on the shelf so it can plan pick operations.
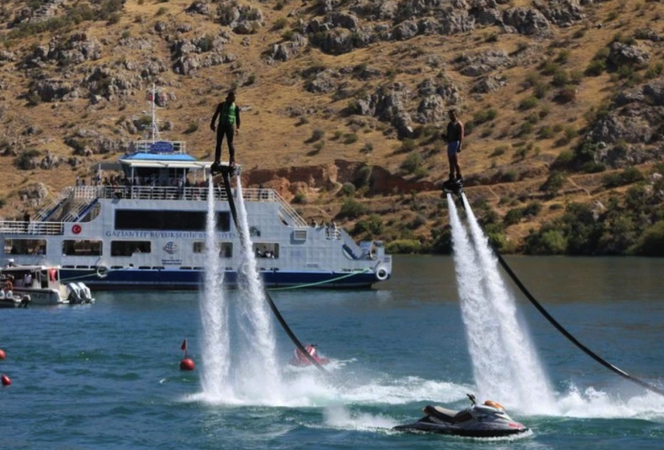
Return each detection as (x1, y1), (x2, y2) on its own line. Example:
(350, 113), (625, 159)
(210, 90), (241, 169)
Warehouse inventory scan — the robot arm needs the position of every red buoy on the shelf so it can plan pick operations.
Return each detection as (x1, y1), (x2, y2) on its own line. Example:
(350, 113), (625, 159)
(180, 358), (195, 371)
(0, 349), (5, 360)
(1, 374), (11, 386)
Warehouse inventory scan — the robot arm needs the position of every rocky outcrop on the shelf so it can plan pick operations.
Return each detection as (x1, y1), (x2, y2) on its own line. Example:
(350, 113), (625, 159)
(19, 183), (49, 208)
(502, 7), (550, 35)
(170, 33), (231, 74)
(83, 66), (143, 99)
(32, 78), (79, 102)
(456, 50), (513, 77)
(24, 33), (102, 68)
(305, 68), (339, 93)
(471, 74), (508, 94)
(589, 77), (664, 167)
(39, 152), (62, 170)
(535, 0), (585, 27)
(186, 0), (210, 15)
(607, 42), (651, 69)
(354, 82), (414, 138)
(217, 3), (264, 34)
(266, 33), (308, 63)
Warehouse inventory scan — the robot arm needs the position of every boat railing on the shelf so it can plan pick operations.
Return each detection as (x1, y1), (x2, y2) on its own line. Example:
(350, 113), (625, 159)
(270, 191), (309, 228)
(0, 221), (64, 235)
(33, 187), (74, 222)
(64, 186), (309, 227)
(131, 140), (187, 154)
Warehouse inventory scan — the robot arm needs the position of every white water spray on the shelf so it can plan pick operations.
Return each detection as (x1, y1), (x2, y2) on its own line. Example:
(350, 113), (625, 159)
(233, 175), (283, 401)
(459, 194), (555, 412)
(199, 179), (231, 400)
(447, 195), (513, 400)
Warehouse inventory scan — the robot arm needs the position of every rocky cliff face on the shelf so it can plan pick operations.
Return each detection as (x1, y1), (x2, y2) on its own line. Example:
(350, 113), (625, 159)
(0, 0), (662, 253)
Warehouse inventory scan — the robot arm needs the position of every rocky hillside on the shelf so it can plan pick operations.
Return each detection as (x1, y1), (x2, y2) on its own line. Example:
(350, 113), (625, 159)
(0, 0), (663, 255)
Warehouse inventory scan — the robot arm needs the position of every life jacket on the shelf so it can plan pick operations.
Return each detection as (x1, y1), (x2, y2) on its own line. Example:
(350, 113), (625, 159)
(220, 102), (237, 126)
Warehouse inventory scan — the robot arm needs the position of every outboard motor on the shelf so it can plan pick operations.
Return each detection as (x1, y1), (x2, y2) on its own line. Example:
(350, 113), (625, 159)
(75, 282), (93, 303)
(67, 283), (84, 304)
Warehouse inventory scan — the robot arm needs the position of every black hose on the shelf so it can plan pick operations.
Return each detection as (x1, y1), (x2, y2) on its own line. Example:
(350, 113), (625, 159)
(458, 194), (664, 397)
(221, 173), (330, 375)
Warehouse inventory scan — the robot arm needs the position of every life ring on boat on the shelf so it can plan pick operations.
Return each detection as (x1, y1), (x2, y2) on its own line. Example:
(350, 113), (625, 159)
(238, 262), (251, 276)
(375, 265), (389, 281)
(96, 265), (109, 279)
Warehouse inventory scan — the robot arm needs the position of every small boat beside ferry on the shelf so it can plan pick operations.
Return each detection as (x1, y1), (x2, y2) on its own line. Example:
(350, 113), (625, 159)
(0, 263), (94, 305)
(0, 89), (392, 291)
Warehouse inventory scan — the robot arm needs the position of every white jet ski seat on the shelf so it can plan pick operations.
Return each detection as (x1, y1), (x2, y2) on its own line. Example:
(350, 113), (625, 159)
(424, 405), (472, 424)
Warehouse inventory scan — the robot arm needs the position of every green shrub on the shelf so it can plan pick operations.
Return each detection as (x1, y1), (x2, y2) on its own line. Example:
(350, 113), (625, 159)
(273, 17), (288, 30)
(343, 133), (358, 144)
(540, 60), (560, 76)
(14, 148), (41, 170)
(184, 122), (199, 134)
(473, 108), (498, 124)
(309, 128), (324, 142)
(519, 96), (538, 110)
(385, 239), (422, 254)
(400, 138), (417, 152)
(340, 182), (356, 197)
(360, 142), (373, 154)
(541, 171), (566, 194)
(504, 208), (524, 226)
(602, 167), (645, 188)
(556, 49), (570, 64)
(490, 145), (508, 157)
(156, 6), (168, 16)
(292, 192), (306, 204)
(400, 153), (423, 174)
(634, 221), (664, 256)
(552, 70), (570, 87)
(338, 198), (365, 219)
(585, 59), (606, 76)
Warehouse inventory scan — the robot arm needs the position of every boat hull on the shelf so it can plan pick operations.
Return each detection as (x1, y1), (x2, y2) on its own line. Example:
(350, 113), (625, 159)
(60, 269), (383, 290)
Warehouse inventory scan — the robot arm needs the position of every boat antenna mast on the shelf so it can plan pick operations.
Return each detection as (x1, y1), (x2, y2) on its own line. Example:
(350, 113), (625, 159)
(149, 83), (160, 143)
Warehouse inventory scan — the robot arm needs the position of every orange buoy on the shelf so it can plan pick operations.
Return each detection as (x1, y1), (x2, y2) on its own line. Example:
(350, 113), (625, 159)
(180, 358), (195, 371)
(1, 374), (11, 386)
(0, 349), (5, 360)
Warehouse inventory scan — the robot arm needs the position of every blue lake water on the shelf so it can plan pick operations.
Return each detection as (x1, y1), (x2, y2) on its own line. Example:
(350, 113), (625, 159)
(1, 256), (663, 449)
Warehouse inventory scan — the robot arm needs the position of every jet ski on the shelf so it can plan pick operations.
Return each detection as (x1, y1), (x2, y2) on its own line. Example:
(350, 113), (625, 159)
(394, 394), (528, 438)
(442, 177), (464, 196)
(289, 344), (330, 367)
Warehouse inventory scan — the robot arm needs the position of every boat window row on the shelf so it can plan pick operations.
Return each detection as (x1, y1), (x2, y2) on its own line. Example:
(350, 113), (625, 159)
(4, 239), (280, 259)
(114, 210), (231, 232)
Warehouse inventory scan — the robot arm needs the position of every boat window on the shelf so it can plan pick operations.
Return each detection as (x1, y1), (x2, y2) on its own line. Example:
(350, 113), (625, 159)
(193, 241), (233, 258)
(4, 239), (47, 255)
(293, 230), (307, 241)
(111, 241), (152, 256)
(253, 243), (280, 259)
(114, 210), (230, 232)
(62, 240), (103, 256)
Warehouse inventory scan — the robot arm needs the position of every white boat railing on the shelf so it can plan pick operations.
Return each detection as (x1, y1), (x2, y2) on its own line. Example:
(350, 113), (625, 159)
(64, 186), (309, 227)
(132, 140), (187, 154)
(33, 187), (74, 222)
(0, 221), (64, 235)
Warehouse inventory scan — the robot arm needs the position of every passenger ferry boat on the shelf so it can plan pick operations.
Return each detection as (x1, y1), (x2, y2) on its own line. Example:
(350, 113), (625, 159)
(0, 91), (392, 290)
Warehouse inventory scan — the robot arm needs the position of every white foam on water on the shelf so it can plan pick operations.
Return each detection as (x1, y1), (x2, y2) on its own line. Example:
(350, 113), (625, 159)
(233, 175), (283, 403)
(447, 196), (515, 403)
(184, 372), (468, 408)
(458, 195), (556, 413)
(323, 405), (399, 430)
(552, 385), (664, 421)
(198, 178), (232, 401)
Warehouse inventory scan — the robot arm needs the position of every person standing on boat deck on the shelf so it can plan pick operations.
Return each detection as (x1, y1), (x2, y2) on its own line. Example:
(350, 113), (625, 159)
(441, 109), (464, 182)
(210, 91), (241, 167)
